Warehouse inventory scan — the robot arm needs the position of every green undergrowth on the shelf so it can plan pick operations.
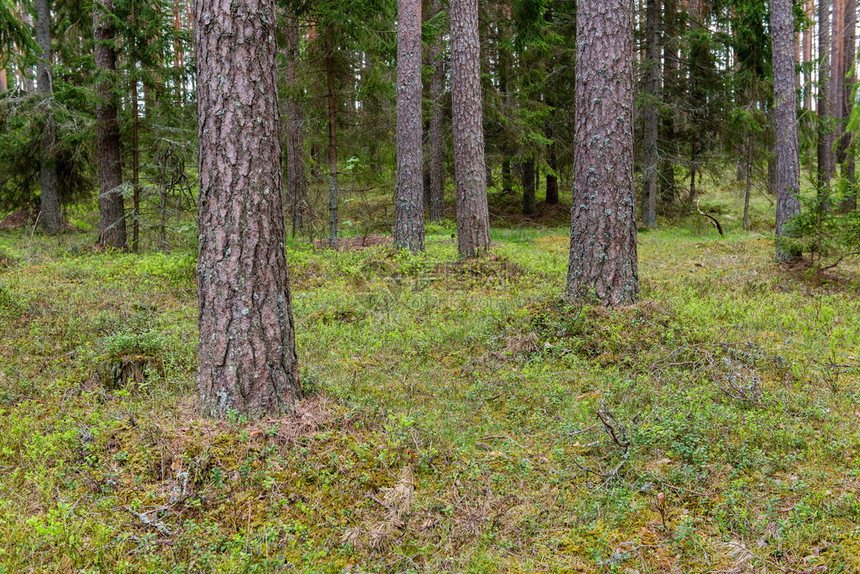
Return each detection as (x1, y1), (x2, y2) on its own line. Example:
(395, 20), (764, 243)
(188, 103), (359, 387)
(1, 193), (859, 572)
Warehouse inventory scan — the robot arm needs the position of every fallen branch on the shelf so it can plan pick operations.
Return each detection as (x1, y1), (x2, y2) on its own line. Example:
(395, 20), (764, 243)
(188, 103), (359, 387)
(695, 200), (724, 236)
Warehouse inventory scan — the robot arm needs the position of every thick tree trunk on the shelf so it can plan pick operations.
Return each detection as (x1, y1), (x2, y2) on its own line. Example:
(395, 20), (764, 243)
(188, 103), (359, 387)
(567, 0), (639, 306)
(771, 0), (802, 261)
(522, 158), (536, 215)
(325, 27), (338, 249)
(94, 0), (126, 249)
(641, 0), (660, 227)
(284, 14), (306, 236)
(428, 0), (446, 222)
(450, 0), (490, 258)
(195, 0), (300, 418)
(818, 0), (833, 188)
(394, 0), (425, 251)
(35, 0), (60, 235)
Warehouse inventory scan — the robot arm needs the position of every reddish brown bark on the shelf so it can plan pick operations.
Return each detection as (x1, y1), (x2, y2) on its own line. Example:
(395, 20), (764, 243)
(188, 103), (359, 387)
(567, 0), (639, 306)
(450, 0), (490, 258)
(94, 0), (127, 249)
(195, 0), (300, 417)
(771, 0), (802, 261)
(394, 0), (425, 251)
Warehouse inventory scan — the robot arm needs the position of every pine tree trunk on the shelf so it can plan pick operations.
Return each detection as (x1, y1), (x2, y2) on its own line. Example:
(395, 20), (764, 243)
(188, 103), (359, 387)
(35, 0), (60, 235)
(771, 0), (802, 261)
(450, 0), (490, 258)
(546, 133), (559, 204)
(522, 158), (536, 215)
(831, 0), (846, 169)
(195, 0), (300, 418)
(132, 78), (140, 251)
(0, 70), (7, 91)
(394, 0), (425, 251)
(659, 0), (678, 210)
(642, 0), (660, 227)
(567, 0), (639, 306)
(325, 27), (338, 249)
(284, 14), (306, 236)
(818, 0), (833, 188)
(428, 0), (446, 222)
(94, 0), (127, 249)
(840, 0), (857, 211)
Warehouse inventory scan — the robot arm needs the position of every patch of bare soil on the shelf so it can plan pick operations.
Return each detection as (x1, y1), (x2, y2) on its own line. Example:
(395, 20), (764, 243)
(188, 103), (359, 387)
(0, 210), (34, 230)
(312, 233), (391, 251)
(0, 209), (81, 232)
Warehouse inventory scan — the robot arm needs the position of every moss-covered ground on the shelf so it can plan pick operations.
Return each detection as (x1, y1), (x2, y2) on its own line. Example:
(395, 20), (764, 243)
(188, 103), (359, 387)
(1, 183), (859, 572)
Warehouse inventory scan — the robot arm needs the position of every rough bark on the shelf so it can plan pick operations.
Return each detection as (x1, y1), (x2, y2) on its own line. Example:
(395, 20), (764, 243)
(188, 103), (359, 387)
(450, 0), (490, 258)
(284, 14), (306, 236)
(428, 0), (446, 222)
(325, 27), (338, 249)
(818, 0), (833, 188)
(394, 0), (425, 251)
(567, 0), (639, 306)
(195, 0), (300, 418)
(522, 158), (536, 215)
(771, 0), (802, 261)
(35, 0), (60, 235)
(0, 70), (7, 91)
(94, 0), (127, 249)
(641, 0), (660, 227)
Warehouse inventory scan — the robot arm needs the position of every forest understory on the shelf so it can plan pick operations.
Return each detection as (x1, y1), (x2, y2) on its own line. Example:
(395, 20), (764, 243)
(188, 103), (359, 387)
(0, 181), (859, 573)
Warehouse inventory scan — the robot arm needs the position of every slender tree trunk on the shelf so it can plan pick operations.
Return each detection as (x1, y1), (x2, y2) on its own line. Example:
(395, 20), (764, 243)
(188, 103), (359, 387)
(642, 0), (660, 227)
(522, 158), (536, 215)
(840, 0), (857, 210)
(771, 0), (802, 261)
(195, 0), (300, 418)
(450, 0), (490, 258)
(546, 133), (559, 204)
(284, 14), (306, 236)
(567, 0), (639, 306)
(94, 0), (126, 249)
(428, 0), (446, 221)
(831, 0), (846, 169)
(325, 27), (338, 249)
(394, 0), (425, 250)
(660, 0), (678, 211)
(804, 0), (814, 112)
(132, 77), (140, 251)
(818, 0), (833, 188)
(35, 0), (60, 234)
(0, 69), (7, 91)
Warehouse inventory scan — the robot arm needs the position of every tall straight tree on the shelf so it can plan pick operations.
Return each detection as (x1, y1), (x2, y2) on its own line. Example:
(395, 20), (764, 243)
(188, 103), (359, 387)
(449, 0), (490, 258)
(840, 0), (856, 210)
(567, 0), (638, 306)
(641, 0), (660, 227)
(94, 0), (126, 249)
(393, 0), (424, 251)
(195, 0), (300, 417)
(34, 0), (60, 234)
(771, 0), (802, 261)
(427, 0), (445, 222)
(283, 13), (306, 237)
(818, 0), (833, 187)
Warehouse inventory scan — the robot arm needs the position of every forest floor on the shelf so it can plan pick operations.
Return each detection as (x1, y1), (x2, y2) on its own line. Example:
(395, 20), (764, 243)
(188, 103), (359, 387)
(0, 181), (859, 573)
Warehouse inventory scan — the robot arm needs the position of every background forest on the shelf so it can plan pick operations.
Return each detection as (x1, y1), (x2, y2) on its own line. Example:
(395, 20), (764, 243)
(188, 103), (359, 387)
(1, 0), (860, 571)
